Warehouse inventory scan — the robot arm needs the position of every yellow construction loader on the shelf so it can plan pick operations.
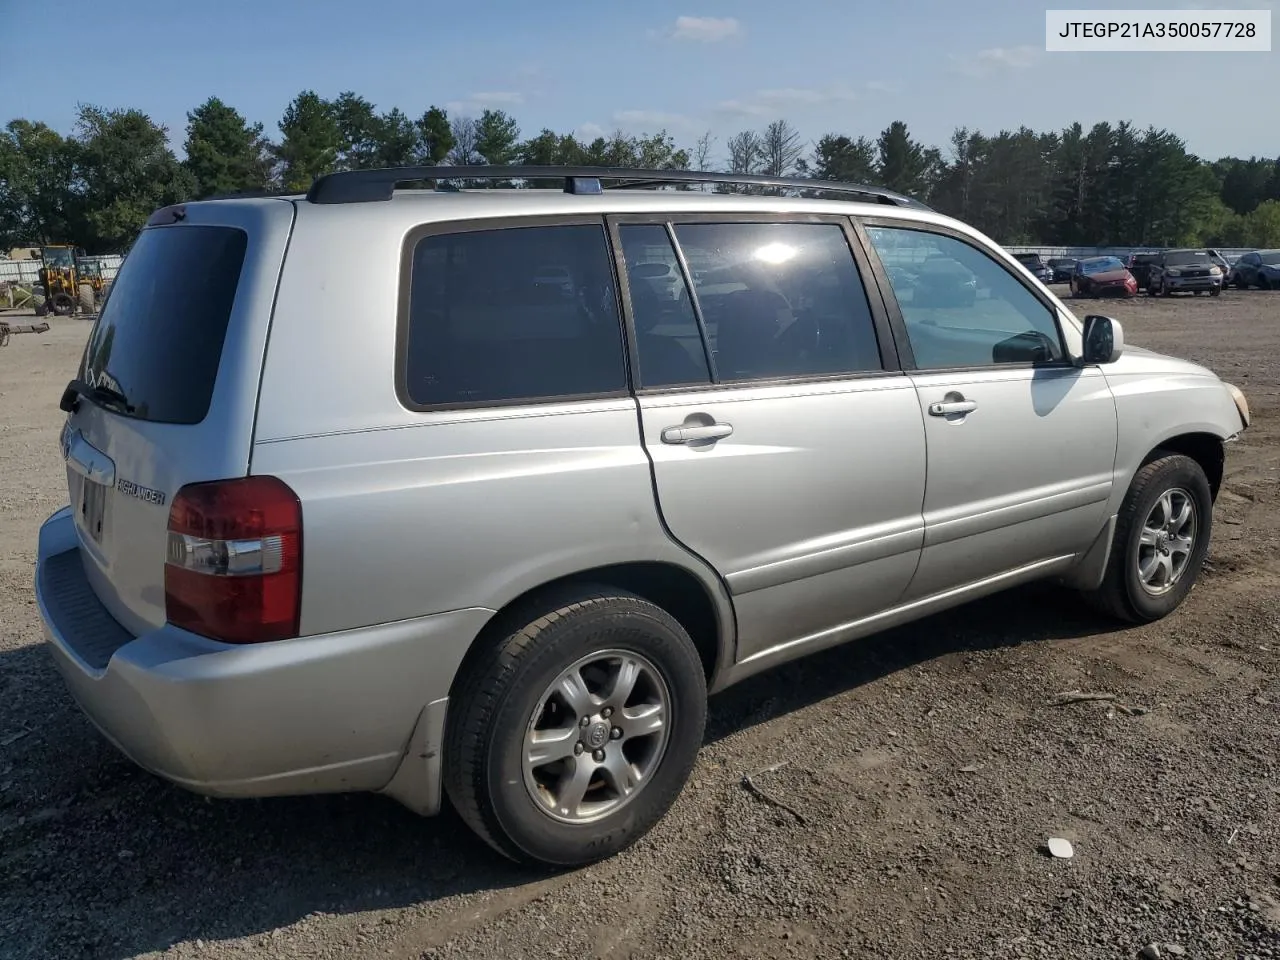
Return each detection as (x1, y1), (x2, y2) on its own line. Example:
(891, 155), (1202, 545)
(36, 245), (98, 317)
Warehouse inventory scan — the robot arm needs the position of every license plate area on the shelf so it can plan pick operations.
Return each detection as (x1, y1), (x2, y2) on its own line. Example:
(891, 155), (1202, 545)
(79, 477), (108, 544)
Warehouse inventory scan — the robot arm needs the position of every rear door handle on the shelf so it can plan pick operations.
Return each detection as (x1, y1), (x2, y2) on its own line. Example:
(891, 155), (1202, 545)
(928, 399), (978, 417)
(661, 422), (733, 444)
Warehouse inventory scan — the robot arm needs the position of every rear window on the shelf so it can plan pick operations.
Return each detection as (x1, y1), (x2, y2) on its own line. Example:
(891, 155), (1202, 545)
(79, 225), (247, 425)
(402, 223), (627, 408)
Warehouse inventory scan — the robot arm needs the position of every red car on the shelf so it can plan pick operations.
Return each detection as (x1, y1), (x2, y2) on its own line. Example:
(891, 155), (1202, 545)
(1071, 255), (1138, 298)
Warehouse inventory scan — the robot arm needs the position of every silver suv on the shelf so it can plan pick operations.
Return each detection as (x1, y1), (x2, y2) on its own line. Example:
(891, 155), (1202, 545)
(35, 166), (1251, 867)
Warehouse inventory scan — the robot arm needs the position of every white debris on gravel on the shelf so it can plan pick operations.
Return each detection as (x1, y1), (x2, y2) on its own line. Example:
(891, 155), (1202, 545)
(1046, 837), (1074, 859)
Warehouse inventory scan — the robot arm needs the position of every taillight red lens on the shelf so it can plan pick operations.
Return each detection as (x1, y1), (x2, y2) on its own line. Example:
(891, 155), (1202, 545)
(164, 476), (302, 644)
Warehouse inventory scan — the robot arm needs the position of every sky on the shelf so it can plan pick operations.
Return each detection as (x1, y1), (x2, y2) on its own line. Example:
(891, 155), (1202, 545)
(0, 0), (1276, 163)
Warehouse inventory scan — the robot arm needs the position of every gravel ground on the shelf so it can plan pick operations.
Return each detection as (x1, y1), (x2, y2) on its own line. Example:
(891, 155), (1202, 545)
(2, 290), (1278, 960)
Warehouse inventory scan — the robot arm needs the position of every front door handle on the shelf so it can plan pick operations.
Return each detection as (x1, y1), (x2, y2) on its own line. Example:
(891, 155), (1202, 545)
(928, 399), (978, 417)
(661, 422), (733, 444)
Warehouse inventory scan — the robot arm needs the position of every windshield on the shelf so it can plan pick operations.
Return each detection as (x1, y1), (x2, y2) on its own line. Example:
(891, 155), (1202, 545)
(1080, 257), (1124, 275)
(1261, 251), (1280, 265)
(1164, 250), (1211, 266)
(41, 247), (75, 268)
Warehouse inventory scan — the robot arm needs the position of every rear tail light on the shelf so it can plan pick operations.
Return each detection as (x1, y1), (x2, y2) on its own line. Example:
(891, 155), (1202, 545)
(164, 476), (302, 644)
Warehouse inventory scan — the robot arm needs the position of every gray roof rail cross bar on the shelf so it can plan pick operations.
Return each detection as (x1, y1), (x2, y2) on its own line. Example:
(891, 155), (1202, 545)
(303, 165), (931, 210)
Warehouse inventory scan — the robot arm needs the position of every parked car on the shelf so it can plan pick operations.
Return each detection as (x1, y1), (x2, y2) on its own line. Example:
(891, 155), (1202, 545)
(1205, 249), (1233, 279)
(1229, 249), (1280, 289)
(1070, 255), (1139, 298)
(1146, 248), (1224, 296)
(1048, 257), (1078, 282)
(35, 165), (1250, 868)
(1011, 252), (1054, 284)
(1126, 253), (1161, 290)
(913, 251), (979, 305)
(629, 260), (683, 300)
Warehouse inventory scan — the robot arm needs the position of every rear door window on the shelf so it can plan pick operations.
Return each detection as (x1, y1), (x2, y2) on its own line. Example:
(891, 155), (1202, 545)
(403, 223), (628, 408)
(79, 225), (248, 424)
(670, 221), (884, 381)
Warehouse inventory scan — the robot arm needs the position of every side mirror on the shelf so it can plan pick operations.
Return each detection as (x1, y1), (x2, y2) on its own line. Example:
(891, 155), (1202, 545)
(1081, 314), (1124, 364)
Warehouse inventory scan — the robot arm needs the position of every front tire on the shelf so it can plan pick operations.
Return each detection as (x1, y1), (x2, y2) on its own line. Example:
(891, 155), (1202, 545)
(444, 587), (707, 867)
(1083, 454), (1213, 624)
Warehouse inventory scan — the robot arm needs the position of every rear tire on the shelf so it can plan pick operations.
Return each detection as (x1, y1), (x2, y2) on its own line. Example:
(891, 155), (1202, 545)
(51, 293), (74, 316)
(1082, 454), (1212, 624)
(444, 587), (707, 867)
(78, 283), (95, 313)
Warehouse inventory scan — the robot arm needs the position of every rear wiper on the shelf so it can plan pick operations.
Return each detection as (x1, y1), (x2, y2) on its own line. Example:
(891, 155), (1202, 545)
(59, 378), (135, 414)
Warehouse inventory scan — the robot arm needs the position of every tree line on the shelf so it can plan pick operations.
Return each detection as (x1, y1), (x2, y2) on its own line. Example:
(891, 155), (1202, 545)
(2, 91), (1278, 254)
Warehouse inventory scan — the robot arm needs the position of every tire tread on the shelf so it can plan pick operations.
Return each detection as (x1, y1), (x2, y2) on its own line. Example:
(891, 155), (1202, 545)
(444, 586), (696, 864)
(1083, 453), (1206, 623)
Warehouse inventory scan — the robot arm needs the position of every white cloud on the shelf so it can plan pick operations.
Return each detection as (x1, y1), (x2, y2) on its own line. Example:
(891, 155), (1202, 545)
(950, 45), (1040, 77)
(662, 15), (743, 42)
(759, 87), (854, 105)
(865, 80), (899, 95)
(714, 99), (772, 118)
(612, 109), (695, 129)
(469, 91), (524, 105)
(445, 91), (525, 115)
(714, 85), (858, 118)
(576, 122), (607, 141)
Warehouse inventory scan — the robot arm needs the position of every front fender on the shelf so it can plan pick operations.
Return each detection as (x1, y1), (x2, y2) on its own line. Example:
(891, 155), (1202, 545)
(1103, 369), (1241, 515)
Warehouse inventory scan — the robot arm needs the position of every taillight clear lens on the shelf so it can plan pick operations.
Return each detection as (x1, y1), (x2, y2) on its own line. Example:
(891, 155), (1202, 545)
(164, 476), (302, 644)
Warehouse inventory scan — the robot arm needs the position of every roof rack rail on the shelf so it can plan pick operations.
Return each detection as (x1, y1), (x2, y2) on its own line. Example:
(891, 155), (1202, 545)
(199, 188), (297, 201)
(304, 165), (931, 210)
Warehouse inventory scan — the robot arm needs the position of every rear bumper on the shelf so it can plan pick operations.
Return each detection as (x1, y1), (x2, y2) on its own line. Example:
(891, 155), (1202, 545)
(34, 506), (491, 814)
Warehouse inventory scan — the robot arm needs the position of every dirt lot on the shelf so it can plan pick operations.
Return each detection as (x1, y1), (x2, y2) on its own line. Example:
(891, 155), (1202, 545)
(2, 291), (1278, 960)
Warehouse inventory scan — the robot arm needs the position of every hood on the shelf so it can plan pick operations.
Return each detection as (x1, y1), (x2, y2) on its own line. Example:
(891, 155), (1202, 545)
(1110, 343), (1219, 380)
(1085, 268), (1132, 283)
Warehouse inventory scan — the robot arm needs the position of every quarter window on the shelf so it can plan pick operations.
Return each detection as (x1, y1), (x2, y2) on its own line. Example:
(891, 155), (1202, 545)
(404, 224), (627, 407)
(668, 221), (883, 382)
(865, 225), (1065, 369)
